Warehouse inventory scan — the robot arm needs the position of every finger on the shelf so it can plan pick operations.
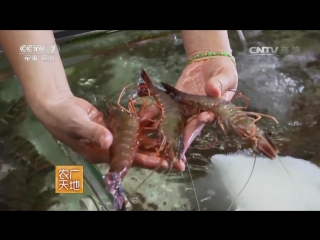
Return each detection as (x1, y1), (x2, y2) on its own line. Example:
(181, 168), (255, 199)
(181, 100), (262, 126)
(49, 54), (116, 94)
(139, 135), (158, 151)
(183, 118), (205, 147)
(74, 97), (107, 127)
(181, 118), (206, 158)
(80, 142), (110, 164)
(54, 134), (110, 164)
(134, 153), (185, 172)
(140, 127), (158, 136)
(76, 120), (113, 149)
(221, 91), (236, 102)
(140, 104), (161, 126)
(198, 112), (214, 123)
(71, 98), (112, 148)
(173, 161), (185, 172)
(205, 73), (237, 100)
(180, 113), (213, 163)
(133, 153), (168, 169)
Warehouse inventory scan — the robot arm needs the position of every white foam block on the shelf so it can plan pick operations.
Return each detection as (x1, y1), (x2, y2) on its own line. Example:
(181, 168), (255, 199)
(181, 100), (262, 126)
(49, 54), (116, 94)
(211, 154), (320, 210)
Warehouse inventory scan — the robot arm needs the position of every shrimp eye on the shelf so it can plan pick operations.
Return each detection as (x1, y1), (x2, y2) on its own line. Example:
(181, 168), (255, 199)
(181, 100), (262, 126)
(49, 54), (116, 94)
(267, 130), (273, 136)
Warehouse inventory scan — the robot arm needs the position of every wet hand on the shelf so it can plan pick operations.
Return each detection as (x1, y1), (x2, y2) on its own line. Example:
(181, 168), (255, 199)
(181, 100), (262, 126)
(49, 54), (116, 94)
(176, 57), (238, 159)
(130, 57), (238, 172)
(30, 94), (164, 169)
(29, 95), (111, 163)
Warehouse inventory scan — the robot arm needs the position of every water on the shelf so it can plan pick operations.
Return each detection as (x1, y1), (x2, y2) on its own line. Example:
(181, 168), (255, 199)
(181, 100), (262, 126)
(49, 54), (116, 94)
(0, 30), (319, 210)
(0, 82), (100, 210)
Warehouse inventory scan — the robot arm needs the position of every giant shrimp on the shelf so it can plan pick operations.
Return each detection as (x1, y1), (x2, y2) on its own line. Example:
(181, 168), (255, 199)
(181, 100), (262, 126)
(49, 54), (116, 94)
(160, 82), (279, 159)
(102, 85), (141, 210)
(138, 69), (188, 169)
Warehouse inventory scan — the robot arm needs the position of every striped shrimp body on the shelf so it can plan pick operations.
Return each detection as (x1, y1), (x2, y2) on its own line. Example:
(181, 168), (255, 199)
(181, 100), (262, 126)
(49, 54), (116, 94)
(103, 85), (141, 210)
(161, 82), (279, 159)
(139, 69), (187, 166)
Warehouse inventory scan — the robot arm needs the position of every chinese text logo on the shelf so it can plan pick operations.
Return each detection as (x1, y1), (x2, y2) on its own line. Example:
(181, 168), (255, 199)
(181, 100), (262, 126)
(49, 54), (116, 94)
(249, 46), (300, 56)
(19, 44), (60, 62)
(55, 166), (84, 194)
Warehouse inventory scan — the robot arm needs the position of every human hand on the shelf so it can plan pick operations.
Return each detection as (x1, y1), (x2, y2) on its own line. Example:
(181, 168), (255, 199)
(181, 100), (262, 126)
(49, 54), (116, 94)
(133, 57), (238, 172)
(176, 57), (238, 160)
(29, 94), (165, 168)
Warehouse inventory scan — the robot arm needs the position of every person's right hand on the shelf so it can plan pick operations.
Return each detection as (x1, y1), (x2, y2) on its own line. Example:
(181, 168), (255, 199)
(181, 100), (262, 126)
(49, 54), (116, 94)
(28, 93), (165, 169)
(176, 57), (238, 161)
(126, 57), (237, 172)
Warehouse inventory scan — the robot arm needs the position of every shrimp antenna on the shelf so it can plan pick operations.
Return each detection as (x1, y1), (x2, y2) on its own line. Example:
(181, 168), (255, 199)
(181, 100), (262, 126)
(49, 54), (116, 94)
(227, 153), (257, 211)
(131, 158), (166, 194)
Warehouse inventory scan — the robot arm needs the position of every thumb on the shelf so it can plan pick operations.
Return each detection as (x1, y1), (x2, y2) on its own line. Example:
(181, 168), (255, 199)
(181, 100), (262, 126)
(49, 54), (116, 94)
(205, 73), (232, 99)
(77, 120), (113, 149)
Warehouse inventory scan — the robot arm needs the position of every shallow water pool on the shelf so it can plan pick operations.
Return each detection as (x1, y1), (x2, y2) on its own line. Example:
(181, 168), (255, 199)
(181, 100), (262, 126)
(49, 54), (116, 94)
(0, 30), (319, 211)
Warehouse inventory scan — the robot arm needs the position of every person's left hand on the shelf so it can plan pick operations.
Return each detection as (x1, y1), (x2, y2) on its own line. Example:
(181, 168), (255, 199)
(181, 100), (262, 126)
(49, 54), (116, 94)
(176, 56), (238, 163)
(28, 93), (165, 169)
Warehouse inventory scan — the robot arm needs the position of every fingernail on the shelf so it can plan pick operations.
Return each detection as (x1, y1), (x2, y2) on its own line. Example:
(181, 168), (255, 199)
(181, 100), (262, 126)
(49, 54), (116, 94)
(161, 160), (168, 169)
(212, 82), (221, 94)
(202, 115), (211, 122)
(209, 79), (222, 96)
(99, 135), (112, 149)
(199, 112), (212, 122)
(179, 161), (185, 171)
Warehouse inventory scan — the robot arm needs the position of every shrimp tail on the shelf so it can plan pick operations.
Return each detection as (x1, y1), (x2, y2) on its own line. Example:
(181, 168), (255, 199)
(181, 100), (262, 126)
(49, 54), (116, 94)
(103, 172), (126, 211)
